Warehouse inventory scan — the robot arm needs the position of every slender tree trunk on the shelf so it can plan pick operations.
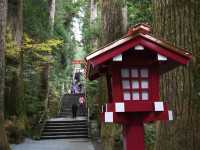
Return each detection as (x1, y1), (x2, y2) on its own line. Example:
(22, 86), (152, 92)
(152, 1), (200, 150)
(99, 1), (127, 150)
(40, 63), (50, 111)
(90, 0), (97, 24)
(40, 0), (56, 112)
(48, 0), (55, 32)
(90, 0), (98, 49)
(0, 0), (10, 149)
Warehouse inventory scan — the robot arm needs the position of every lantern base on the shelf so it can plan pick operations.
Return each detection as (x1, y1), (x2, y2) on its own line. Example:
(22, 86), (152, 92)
(123, 121), (145, 150)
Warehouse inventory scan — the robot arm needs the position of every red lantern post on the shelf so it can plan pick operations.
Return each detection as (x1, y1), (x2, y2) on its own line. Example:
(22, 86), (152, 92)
(86, 24), (192, 150)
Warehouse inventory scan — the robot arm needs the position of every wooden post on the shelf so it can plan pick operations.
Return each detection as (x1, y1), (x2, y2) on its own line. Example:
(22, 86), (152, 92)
(123, 120), (145, 150)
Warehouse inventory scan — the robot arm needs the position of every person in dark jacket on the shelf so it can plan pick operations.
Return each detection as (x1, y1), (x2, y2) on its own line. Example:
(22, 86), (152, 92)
(72, 103), (78, 118)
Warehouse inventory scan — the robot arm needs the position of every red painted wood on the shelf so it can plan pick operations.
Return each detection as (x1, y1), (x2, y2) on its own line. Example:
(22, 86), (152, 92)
(123, 121), (145, 150)
(111, 66), (123, 102)
(139, 38), (189, 64)
(106, 74), (113, 103)
(100, 111), (169, 124)
(104, 101), (168, 112)
(90, 37), (189, 67)
(90, 37), (141, 66)
(149, 65), (160, 102)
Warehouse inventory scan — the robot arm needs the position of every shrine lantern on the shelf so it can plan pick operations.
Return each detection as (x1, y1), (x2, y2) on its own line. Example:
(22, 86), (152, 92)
(85, 24), (192, 150)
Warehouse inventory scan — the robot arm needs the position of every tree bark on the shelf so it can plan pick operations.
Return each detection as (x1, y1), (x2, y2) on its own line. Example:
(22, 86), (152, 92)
(7, 0), (23, 46)
(48, 0), (56, 32)
(40, 63), (50, 112)
(90, 0), (97, 24)
(99, 1), (127, 150)
(6, 0), (24, 116)
(0, 0), (10, 149)
(100, 0), (127, 45)
(42, 0), (56, 112)
(89, 0), (98, 49)
(152, 0), (200, 150)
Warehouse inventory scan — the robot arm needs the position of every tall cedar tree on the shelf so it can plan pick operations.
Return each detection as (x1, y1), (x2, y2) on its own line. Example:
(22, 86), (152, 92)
(6, 0), (24, 115)
(40, 0), (56, 111)
(99, 0), (127, 150)
(0, 0), (10, 149)
(99, 0), (127, 107)
(152, 0), (200, 150)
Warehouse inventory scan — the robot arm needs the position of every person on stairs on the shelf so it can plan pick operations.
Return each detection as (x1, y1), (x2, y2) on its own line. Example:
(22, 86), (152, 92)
(72, 103), (78, 118)
(79, 96), (85, 116)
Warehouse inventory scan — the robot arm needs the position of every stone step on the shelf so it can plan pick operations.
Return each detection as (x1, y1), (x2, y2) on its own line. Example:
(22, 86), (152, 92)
(46, 117), (87, 123)
(42, 131), (88, 136)
(44, 125), (88, 130)
(59, 113), (72, 115)
(40, 94), (88, 140)
(45, 122), (87, 126)
(40, 134), (88, 140)
(43, 128), (88, 132)
(62, 108), (72, 111)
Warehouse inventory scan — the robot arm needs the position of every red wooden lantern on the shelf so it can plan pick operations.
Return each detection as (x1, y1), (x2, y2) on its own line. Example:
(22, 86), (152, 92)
(85, 24), (192, 150)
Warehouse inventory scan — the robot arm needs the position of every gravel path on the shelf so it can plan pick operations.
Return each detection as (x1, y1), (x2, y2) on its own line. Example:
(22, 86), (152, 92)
(11, 138), (95, 150)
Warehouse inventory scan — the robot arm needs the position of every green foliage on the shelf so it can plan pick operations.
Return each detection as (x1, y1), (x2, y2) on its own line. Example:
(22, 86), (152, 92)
(86, 80), (99, 120)
(101, 124), (123, 150)
(5, 30), (20, 61)
(24, 0), (50, 39)
(23, 34), (63, 62)
(82, 1), (101, 54)
(127, 0), (152, 26)
(5, 116), (30, 144)
(144, 124), (156, 150)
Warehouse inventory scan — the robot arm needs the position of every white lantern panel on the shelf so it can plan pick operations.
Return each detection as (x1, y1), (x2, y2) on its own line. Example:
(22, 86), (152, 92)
(142, 91), (149, 100)
(124, 92), (131, 100)
(121, 69), (129, 78)
(141, 80), (148, 89)
(122, 80), (130, 89)
(132, 92), (140, 100)
(132, 80), (139, 89)
(141, 69), (149, 77)
(131, 69), (139, 77)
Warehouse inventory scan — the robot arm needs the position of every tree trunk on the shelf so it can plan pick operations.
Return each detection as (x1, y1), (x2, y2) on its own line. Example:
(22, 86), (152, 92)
(7, 0), (23, 46)
(100, 0), (127, 45)
(48, 0), (55, 32)
(0, 0), (10, 149)
(99, 0), (127, 108)
(42, 0), (56, 112)
(89, 0), (98, 49)
(90, 0), (97, 24)
(152, 1), (200, 150)
(6, 0), (24, 116)
(40, 63), (50, 112)
(99, 1), (127, 150)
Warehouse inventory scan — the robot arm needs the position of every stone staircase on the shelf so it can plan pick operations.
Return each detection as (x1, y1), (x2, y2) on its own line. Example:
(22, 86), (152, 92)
(58, 94), (85, 118)
(40, 94), (88, 140)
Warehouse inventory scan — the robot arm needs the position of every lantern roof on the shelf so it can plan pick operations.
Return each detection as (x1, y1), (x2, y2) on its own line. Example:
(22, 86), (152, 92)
(86, 24), (192, 80)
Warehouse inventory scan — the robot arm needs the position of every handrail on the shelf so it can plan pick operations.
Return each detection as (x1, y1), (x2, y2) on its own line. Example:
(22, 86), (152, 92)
(37, 110), (48, 139)
(87, 107), (90, 138)
(58, 94), (64, 115)
(38, 111), (47, 124)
